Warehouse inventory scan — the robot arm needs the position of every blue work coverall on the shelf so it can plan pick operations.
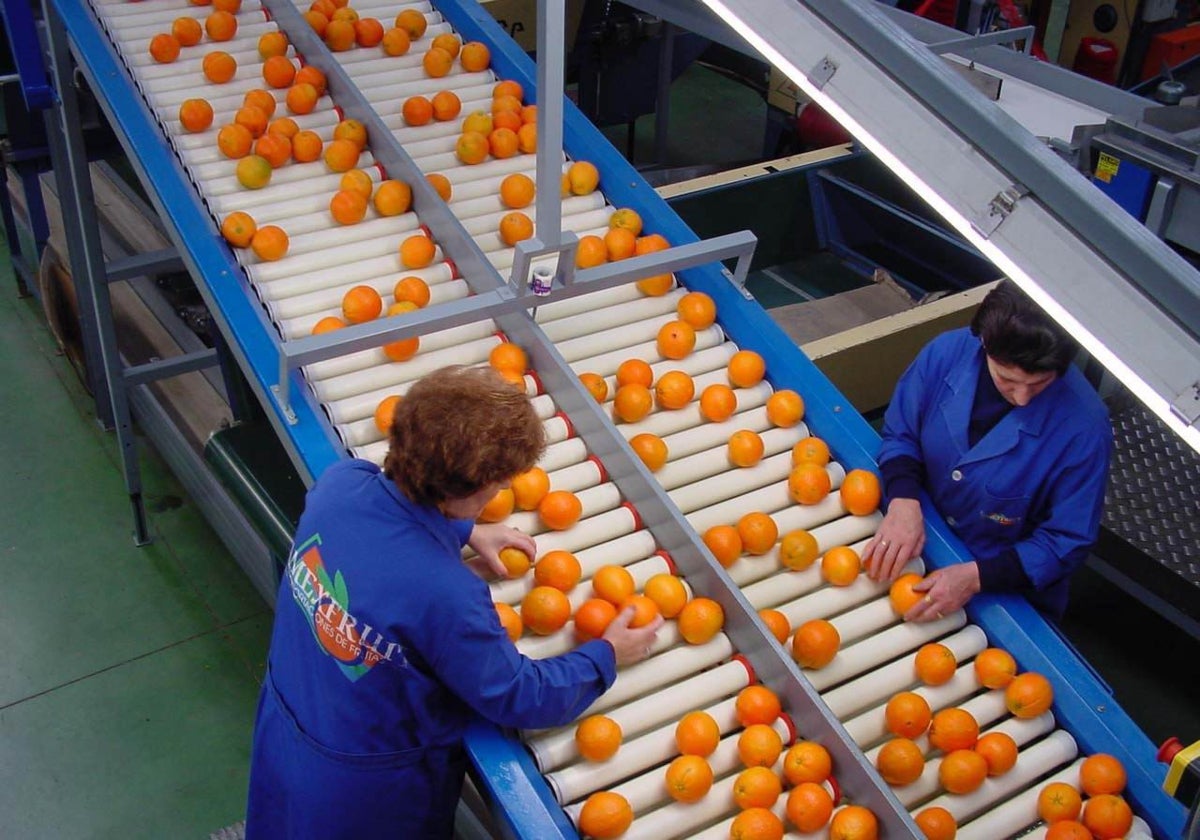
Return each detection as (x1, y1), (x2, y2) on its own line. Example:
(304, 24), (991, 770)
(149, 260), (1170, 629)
(246, 459), (616, 838)
(878, 328), (1112, 616)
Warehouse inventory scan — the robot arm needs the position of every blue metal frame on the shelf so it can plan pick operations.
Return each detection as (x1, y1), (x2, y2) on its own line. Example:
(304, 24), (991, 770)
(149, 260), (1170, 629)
(440, 1), (1184, 836)
(50, 0), (346, 486)
(0, 0), (54, 110)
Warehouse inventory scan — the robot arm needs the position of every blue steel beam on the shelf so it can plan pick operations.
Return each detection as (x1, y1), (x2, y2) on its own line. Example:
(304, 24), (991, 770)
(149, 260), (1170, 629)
(0, 0), (54, 110)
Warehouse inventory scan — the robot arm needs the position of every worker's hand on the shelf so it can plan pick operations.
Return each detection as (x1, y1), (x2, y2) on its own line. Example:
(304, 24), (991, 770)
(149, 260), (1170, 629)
(904, 562), (980, 623)
(465, 523), (537, 579)
(602, 606), (665, 668)
(863, 498), (926, 582)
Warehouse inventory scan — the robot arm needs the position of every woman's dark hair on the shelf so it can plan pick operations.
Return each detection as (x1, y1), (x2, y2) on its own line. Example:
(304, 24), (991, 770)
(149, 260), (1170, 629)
(970, 279), (1077, 374)
(384, 366), (546, 507)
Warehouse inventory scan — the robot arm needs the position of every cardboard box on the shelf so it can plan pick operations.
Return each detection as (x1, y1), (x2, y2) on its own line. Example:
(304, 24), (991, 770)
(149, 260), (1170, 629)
(479, 0), (585, 54)
(767, 66), (805, 114)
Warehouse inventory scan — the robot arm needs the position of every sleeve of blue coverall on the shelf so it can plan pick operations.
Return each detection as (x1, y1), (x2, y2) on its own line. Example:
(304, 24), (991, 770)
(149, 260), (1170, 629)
(1011, 423), (1112, 590)
(414, 571), (617, 730)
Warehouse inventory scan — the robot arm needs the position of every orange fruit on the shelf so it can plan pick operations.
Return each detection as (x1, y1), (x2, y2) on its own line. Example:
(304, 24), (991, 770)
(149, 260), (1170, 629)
(566, 160), (599, 195)
(728, 349), (766, 387)
(520, 585), (571, 635)
(604, 227), (636, 261)
(928, 707), (979, 752)
(462, 110), (493, 135)
(889, 573), (925, 615)
(394, 8), (427, 39)
(179, 98), (214, 133)
(1006, 671), (1053, 719)
(234, 154), (272, 190)
(654, 369), (693, 410)
(290, 130), (322, 162)
(829, 805), (878, 840)
(730, 808), (784, 840)
(538, 490), (582, 531)
(642, 573), (687, 618)
(430, 32), (461, 58)
(426, 173), (452, 201)
(702, 524), (742, 567)
(354, 17), (384, 47)
(1038, 782), (1084, 823)
(1046, 820), (1096, 840)
(381, 323), (419, 363)
(172, 17), (203, 47)
(735, 685), (781, 726)
(973, 647), (1017, 689)
(884, 691), (931, 739)
(664, 754), (713, 803)
(422, 46), (454, 78)
(323, 138), (360, 172)
(333, 118), (367, 149)
(677, 291), (716, 329)
(727, 429), (764, 467)
(758, 608), (791, 643)
(372, 394), (400, 434)
(636, 271), (674, 297)
(459, 41), (491, 72)
(733, 765), (782, 809)
(629, 433), (667, 472)
(303, 10), (328, 36)
(516, 122), (536, 154)
(613, 384), (653, 423)
(590, 564), (634, 607)
(250, 225), (288, 261)
(494, 79), (524, 100)
(149, 33), (181, 64)
(574, 598), (618, 642)
(401, 95), (433, 126)
(675, 711), (720, 757)
(876, 737), (925, 786)
(791, 619), (839, 669)
(204, 10), (236, 41)
(477, 489), (511, 520)
(324, 18), (356, 51)
(765, 389), (804, 427)
(786, 782), (834, 833)
(220, 211), (256, 248)
(783, 740), (832, 785)
(233, 105), (269, 139)
(792, 436), (831, 466)
(510, 466), (549, 511)
(498, 546), (531, 578)
(381, 27), (411, 56)
(939, 748), (988, 794)
(488, 127), (519, 159)
(841, 469), (882, 515)
(579, 372), (608, 402)
(575, 235), (608, 269)
(738, 724), (783, 768)
(372, 179), (412, 217)
(285, 82), (319, 115)
(821, 545), (861, 586)
(914, 643), (957, 686)
(498, 211), (533, 246)
(656, 320), (696, 360)
(399, 234), (436, 269)
(202, 50), (237, 84)
(213, 0), (239, 13)
(341, 285), (382, 324)
(391, 277), (430, 310)
(577, 791), (632, 840)
(698, 383), (737, 422)
(913, 806), (957, 840)
(499, 173), (535, 209)
(625, 594), (659, 628)
(262, 55), (296, 89)
(788, 462), (831, 505)
(975, 730), (1018, 776)
(254, 133), (291, 168)
(295, 65), (326, 95)
(737, 512), (778, 556)
(779, 529), (820, 571)
(1080, 753), (1127, 796)
(676, 597), (723, 644)
(329, 189), (368, 225)
(258, 31), (288, 59)
(494, 602), (521, 642)
(488, 341), (527, 375)
(609, 207), (643, 235)
(575, 714), (622, 762)
(616, 359), (653, 389)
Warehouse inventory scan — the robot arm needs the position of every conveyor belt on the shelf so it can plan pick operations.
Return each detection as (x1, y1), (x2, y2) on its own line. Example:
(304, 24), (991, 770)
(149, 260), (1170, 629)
(52, 0), (1185, 836)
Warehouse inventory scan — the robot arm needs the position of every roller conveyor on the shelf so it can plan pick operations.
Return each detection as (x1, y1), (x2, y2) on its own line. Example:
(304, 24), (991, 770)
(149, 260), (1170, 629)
(40, 0), (1186, 837)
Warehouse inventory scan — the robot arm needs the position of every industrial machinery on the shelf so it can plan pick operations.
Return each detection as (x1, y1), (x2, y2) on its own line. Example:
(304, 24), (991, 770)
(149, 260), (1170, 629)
(6, 0), (1197, 837)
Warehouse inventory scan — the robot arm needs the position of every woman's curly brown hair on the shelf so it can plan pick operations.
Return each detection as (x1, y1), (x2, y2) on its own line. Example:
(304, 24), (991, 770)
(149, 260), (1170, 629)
(384, 366), (546, 507)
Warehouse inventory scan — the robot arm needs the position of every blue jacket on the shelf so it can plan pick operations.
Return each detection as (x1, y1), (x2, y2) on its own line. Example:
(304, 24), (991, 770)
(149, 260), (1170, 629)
(246, 459), (616, 838)
(878, 329), (1112, 616)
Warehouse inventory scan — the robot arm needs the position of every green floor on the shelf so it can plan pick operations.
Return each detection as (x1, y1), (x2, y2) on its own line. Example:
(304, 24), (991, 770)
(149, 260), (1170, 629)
(0, 242), (271, 838)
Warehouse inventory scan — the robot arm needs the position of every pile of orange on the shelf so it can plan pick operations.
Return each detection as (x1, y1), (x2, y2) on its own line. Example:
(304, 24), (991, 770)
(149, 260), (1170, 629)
(1036, 755), (1132, 839)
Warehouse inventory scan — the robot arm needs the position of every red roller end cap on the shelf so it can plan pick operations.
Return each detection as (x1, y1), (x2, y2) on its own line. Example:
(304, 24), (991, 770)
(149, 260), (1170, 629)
(654, 550), (676, 575)
(555, 411), (574, 439)
(444, 258), (457, 279)
(587, 455), (608, 483)
(620, 502), (641, 530)
(779, 712), (797, 745)
(732, 654), (756, 685)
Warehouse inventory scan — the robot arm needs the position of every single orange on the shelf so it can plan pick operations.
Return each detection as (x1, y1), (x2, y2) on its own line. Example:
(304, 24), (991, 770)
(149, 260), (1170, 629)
(728, 349), (766, 388)
(381, 26), (411, 56)
(575, 234), (608, 269)
(615, 358), (653, 389)
(394, 8), (427, 39)
(575, 714), (622, 762)
(791, 618), (839, 669)
(702, 524), (742, 567)
(329, 189), (368, 225)
(498, 211), (533, 246)
(975, 730), (1019, 776)
(341, 285), (382, 323)
(494, 79), (524, 100)
(499, 173), (535, 209)
(254, 132), (291, 168)
(204, 10), (236, 41)
(488, 127), (519, 159)
(656, 320), (696, 360)
(1080, 753), (1127, 796)
(733, 765), (782, 810)
(262, 55), (296, 88)
(267, 116), (299, 139)
(250, 225), (288, 261)
(915, 642), (958, 686)
(577, 791), (632, 840)
(474, 489), (513, 523)
(913, 806), (957, 840)
(765, 389), (804, 427)
(1006, 671), (1053, 719)
(821, 545), (861, 586)
(422, 46), (454, 78)
(202, 50), (237, 84)
(735, 685), (782, 726)
(676, 597), (723, 644)
(373, 180), (412, 217)
(574, 598), (618, 642)
(727, 429), (764, 468)
(234, 154), (272, 190)
(566, 160), (600, 195)
(149, 33), (181, 63)
(258, 31), (288, 59)
(1038, 782), (1084, 823)
(642, 573), (687, 618)
(497, 546), (531, 579)
(516, 122), (536, 154)
(676, 292), (716, 330)
(285, 82), (318, 115)
(698, 383), (737, 422)
(590, 564), (634, 607)
(601, 227), (636, 262)
(494, 601), (522, 642)
(429, 32), (460, 58)
(340, 168), (374, 198)
(579, 371), (608, 402)
(426, 173), (452, 201)
(792, 436), (831, 466)
(928, 707), (979, 752)
(675, 710), (720, 757)
(220, 210), (257, 250)
(323, 138), (360, 172)
(488, 341), (527, 375)
(788, 462), (831, 505)
(538, 490), (582, 531)
(172, 17), (203, 47)
(534, 550), (581, 592)
(783, 740), (832, 785)
(332, 118), (367, 149)
(758, 608), (791, 643)
(294, 65), (326, 95)
(786, 782), (834, 833)
(459, 41), (491, 72)
(372, 393), (399, 434)
(884, 691), (932, 739)
(509, 466), (549, 511)
(654, 369), (693, 410)
(520, 585), (570, 635)
(876, 737), (925, 786)
(841, 469), (882, 515)
(179, 98), (214, 133)
(737, 512), (779, 556)
(779, 528), (820, 571)
(737, 723), (783, 768)
(324, 18), (356, 51)
(402, 95), (433, 126)
(233, 105), (269, 139)
(889, 573), (925, 615)
(612, 384), (652, 423)
(629, 433), (667, 472)
(829, 805), (878, 840)
(354, 17), (384, 47)
(609, 208), (643, 236)
(939, 748), (988, 795)
(1046, 820), (1097, 840)
(303, 10), (328, 36)
(664, 754), (713, 803)
(399, 234), (437, 270)
(625, 594), (659, 628)
(973, 647), (1017, 689)
(730, 808), (784, 840)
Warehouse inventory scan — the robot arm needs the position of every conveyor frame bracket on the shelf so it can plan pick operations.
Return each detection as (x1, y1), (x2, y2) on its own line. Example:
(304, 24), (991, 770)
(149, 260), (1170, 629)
(973, 183), (1029, 238)
(509, 232), (581, 297)
(1171, 382), (1200, 426)
(810, 56), (837, 90)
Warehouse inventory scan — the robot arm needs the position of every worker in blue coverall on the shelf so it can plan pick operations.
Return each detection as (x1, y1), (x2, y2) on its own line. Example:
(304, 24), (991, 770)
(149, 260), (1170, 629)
(862, 280), (1112, 621)
(245, 365), (663, 838)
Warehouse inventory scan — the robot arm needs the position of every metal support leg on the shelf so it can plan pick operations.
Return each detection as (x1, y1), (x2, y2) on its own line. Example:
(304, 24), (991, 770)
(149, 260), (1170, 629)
(0, 155), (31, 296)
(42, 0), (149, 545)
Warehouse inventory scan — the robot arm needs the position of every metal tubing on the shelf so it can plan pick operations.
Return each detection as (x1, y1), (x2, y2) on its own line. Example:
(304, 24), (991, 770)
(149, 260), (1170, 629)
(123, 348), (219, 387)
(104, 247), (183, 283)
(926, 25), (1036, 55)
(534, 0), (565, 260)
